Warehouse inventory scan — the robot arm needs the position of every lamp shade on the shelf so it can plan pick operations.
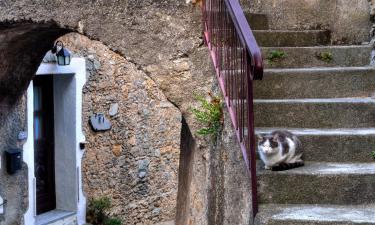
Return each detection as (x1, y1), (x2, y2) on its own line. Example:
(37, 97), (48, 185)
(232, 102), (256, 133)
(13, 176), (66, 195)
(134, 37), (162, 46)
(56, 46), (71, 66)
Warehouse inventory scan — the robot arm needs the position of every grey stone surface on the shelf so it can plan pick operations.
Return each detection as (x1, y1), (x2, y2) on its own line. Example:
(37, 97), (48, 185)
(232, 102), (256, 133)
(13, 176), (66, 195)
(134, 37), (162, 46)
(60, 34), (182, 225)
(250, 0), (372, 44)
(108, 103), (119, 116)
(254, 30), (331, 47)
(0, 98), (28, 225)
(262, 45), (372, 68)
(244, 11), (269, 30)
(256, 204), (375, 225)
(257, 161), (375, 205)
(254, 98), (375, 128)
(254, 67), (375, 99)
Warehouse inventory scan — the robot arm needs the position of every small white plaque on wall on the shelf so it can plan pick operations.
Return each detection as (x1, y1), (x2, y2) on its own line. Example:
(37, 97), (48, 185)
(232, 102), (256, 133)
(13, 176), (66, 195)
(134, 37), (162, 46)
(0, 195), (4, 214)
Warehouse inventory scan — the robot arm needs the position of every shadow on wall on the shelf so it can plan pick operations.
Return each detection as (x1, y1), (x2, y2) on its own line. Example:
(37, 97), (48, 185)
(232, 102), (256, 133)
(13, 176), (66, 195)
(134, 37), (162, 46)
(0, 21), (71, 225)
(176, 117), (195, 225)
(0, 21), (71, 105)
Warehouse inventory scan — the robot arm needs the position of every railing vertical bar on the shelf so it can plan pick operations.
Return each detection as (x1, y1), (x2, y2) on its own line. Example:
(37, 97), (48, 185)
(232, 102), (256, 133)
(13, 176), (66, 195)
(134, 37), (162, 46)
(202, 0), (263, 220)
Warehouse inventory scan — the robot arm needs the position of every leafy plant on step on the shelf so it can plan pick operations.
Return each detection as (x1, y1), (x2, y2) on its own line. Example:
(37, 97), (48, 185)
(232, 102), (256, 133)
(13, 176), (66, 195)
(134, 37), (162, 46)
(316, 51), (333, 63)
(372, 151), (375, 159)
(191, 92), (224, 139)
(87, 197), (123, 225)
(266, 50), (286, 64)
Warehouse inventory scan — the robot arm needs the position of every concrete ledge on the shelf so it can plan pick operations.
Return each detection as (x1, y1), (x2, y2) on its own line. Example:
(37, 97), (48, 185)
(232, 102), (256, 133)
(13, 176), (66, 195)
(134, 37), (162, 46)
(254, 98), (375, 128)
(254, 66), (375, 99)
(256, 204), (375, 225)
(257, 161), (375, 204)
(254, 30), (330, 47)
(262, 45), (372, 68)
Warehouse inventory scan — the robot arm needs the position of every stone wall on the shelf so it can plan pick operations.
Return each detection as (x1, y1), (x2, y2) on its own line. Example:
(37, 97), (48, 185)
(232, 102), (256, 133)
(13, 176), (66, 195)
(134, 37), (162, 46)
(59, 33), (182, 224)
(0, 98), (28, 225)
(250, 0), (372, 44)
(0, 1), (216, 224)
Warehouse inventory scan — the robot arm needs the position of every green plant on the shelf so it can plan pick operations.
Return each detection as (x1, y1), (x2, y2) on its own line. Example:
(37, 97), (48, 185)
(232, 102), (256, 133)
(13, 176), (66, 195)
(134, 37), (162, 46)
(104, 218), (122, 225)
(372, 151), (375, 159)
(316, 51), (333, 63)
(191, 93), (223, 138)
(266, 50), (286, 63)
(87, 197), (122, 225)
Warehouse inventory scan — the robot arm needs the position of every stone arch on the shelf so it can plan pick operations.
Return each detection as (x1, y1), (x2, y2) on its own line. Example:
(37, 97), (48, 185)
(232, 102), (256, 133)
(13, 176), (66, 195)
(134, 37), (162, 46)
(0, 21), (72, 105)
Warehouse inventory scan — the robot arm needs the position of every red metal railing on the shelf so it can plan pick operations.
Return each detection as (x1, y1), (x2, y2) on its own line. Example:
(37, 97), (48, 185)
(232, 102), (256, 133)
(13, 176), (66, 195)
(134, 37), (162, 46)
(202, 0), (263, 219)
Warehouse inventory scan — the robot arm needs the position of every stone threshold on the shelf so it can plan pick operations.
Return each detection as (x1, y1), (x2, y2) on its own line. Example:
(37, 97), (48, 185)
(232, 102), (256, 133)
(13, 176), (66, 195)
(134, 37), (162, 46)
(36, 210), (75, 225)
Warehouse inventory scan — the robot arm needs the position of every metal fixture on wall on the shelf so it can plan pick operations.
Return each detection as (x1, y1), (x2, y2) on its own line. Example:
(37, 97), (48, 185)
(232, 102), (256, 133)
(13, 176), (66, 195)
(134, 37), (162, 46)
(5, 148), (22, 174)
(89, 113), (112, 132)
(51, 41), (71, 66)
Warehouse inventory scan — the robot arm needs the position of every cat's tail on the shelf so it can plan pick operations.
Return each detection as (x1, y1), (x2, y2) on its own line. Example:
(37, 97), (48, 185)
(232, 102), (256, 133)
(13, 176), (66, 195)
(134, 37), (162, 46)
(271, 162), (304, 171)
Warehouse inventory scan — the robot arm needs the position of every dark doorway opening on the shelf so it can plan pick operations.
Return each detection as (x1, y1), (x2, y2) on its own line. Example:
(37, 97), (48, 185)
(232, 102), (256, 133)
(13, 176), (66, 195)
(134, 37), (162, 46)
(33, 75), (56, 215)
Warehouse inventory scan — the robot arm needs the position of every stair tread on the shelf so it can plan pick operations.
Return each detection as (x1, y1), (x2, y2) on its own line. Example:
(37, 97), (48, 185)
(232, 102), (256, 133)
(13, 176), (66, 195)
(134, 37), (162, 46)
(254, 97), (375, 103)
(265, 66), (375, 73)
(256, 127), (375, 136)
(257, 204), (375, 224)
(257, 161), (375, 175)
(262, 45), (371, 49)
(254, 29), (328, 32)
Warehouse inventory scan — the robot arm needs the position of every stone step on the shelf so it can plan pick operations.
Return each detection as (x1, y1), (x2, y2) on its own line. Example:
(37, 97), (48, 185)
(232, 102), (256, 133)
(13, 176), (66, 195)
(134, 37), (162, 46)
(255, 127), (375, 162)
(256, 204), (375, 225)
(253, 67), (375, 99)
(254, 98), (375, 129)
(243, 11), (269, 30)
(253, 30), (330, 47)
(262, 45), (372, 68)
(257, 161), (375, 205)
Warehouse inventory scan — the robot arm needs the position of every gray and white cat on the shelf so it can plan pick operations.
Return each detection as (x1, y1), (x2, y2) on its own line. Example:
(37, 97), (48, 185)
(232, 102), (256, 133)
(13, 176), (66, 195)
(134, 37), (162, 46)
(257, 130), (303, 171)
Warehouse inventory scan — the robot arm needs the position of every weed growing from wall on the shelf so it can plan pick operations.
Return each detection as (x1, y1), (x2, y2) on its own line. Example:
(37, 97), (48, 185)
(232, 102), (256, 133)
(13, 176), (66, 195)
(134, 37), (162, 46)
(191, 93), (224, 139)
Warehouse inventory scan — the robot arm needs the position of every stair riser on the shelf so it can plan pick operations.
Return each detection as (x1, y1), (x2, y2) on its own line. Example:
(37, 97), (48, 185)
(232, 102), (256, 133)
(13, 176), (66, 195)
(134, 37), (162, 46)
(254, 30), (330, 47)
(254, 69), (375, 99)
(262, 46), (371, 68)
(245, 13), (269, 30)
(254, 102), (375, 128)
(301, 135), (375, 162)
(207, 12), (269, 30)
(258, 173), (375, 205)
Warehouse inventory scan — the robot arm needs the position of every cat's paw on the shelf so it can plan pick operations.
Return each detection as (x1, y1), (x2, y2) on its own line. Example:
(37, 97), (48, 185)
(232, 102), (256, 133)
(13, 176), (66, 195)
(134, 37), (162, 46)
(264, 165), (271, 170)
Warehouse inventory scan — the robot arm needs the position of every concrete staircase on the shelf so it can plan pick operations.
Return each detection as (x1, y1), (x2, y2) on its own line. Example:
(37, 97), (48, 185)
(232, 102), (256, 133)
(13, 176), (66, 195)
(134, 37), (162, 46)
(246, 11), (375, 225)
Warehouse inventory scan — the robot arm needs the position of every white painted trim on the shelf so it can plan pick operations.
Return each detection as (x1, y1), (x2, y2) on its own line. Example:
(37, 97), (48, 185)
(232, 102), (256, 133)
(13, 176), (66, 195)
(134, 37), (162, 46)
(23, 81), (36, 225)
(23, 58), (87, 225)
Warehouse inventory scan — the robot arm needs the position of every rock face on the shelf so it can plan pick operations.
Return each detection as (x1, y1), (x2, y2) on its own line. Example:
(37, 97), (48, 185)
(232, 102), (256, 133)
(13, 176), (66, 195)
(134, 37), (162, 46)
(0, 98), (28, 225)
(0, 1), (218, 224)
(59, 33), (182, 225)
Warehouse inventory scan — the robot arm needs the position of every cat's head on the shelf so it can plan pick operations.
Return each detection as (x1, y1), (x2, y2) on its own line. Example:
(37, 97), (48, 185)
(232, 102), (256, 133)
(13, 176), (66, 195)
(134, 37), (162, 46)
(257, 134), (279, 155)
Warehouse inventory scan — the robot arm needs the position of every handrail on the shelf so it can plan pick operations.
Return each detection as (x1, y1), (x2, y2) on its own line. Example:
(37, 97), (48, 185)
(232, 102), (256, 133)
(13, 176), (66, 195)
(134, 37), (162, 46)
(202, 0), (263, 220)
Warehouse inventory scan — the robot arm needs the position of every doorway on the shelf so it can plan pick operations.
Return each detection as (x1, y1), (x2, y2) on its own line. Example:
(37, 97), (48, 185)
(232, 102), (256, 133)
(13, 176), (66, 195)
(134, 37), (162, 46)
(33, 75), (57, 215)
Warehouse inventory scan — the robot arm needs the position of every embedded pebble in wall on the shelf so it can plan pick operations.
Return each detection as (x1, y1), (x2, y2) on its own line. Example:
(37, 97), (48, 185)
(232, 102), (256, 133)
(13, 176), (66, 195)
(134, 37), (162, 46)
(109, 103), (119, 116)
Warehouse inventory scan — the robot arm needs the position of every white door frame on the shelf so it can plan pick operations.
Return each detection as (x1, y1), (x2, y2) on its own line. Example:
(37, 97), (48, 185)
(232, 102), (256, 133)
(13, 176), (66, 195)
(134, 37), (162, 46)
(23, 58), (87, 225)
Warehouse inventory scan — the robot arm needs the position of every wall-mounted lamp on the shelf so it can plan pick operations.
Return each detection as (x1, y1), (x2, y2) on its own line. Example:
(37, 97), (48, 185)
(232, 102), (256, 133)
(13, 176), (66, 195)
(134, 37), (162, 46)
(52, 41), (71, 66)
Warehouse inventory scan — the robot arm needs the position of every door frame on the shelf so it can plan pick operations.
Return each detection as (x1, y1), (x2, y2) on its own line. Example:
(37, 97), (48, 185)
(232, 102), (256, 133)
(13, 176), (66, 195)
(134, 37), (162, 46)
(23, 58), (87, 225)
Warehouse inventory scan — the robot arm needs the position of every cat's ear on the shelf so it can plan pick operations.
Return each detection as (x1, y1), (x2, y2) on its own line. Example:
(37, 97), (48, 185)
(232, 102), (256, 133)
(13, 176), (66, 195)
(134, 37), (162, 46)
(257, 135), (264, 142)
(272, 133), (279, 142)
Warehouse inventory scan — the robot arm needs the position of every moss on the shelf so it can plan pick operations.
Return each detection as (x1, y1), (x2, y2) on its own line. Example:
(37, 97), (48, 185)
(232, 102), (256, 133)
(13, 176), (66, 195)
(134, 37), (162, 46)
(266, 50), (286, 64)
(316, 51), (333, 63)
